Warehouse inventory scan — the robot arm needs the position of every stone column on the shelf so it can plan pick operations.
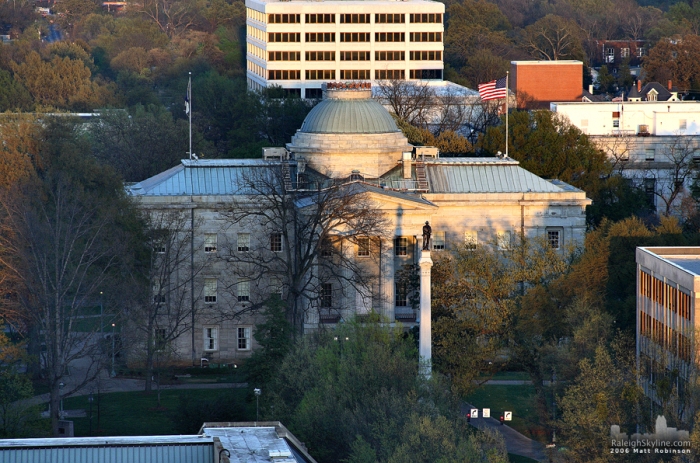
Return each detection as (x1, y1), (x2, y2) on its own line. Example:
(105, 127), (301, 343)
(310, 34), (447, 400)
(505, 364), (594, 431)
(419, 249), (433, 378)
(381, 238), (395, 320)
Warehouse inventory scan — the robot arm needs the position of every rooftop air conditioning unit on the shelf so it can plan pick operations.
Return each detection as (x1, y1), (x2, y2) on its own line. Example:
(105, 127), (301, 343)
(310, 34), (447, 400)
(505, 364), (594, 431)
(262, 147), (288, 160)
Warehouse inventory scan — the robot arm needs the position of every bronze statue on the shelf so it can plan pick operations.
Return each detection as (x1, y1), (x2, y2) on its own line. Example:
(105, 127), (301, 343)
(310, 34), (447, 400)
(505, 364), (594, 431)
(422, 221), (431, 251)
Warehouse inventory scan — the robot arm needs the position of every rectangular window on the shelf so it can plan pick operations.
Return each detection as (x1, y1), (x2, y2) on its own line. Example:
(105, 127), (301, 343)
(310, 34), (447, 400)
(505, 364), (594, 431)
(268, 70), (301, 80)
(395, 282), (408, 307)
(340, 13), (369, 23)
(270, 233), (282, 252)
(645, 149), (655, 161)
(340, 51), (370, 61)
(306, 70), (336, 80)
(604, 48), (615, 63)
(409, 69), (442, 79)
(613, 119), (620, 128)
(409, 32), (442, 42)
(375, 32), (405, 42)
(395, 237), (408, 256)
(340, 32), (370, 42)
(237, 280), (250, 302)
(270, 276), (283, 299)
(497, 231), (512, 250)
(268, 51), (300, 61)
(357, 237), (370, 257)
(375, 13), (405, 23)
(621, 47), (630, 58)
(680, 119), (687, 130)
(237, 327), (251, 350)
(153, 281), (166, 303)
(644, 178), (656, 209)
(376, 70), (405, 80)
(432, 231), (445, 251)
(321, 238), (333, 257)
(637, 48), (645, 57)
(238, 233), (250, 252)
(305, 51), (335, 61)
(204, 233), (217, 253)
(320, 283), (333, 308)
(410, 13), (442, 23)
(340, 70), (370, 80)
(268, 13), (300, 24)
(546, 229), (561, 249)
(268, 32), (301, 42)
(204, 278), (217, 303)
(155, 328), (166, 351)
(154, 244), (166, 254)
(306, 32), (335, 43)
(203, 326), (218, 351)
(409, 51), (442, 61)
(305, 13), (335, 23)
(464, 231), (478, 250)
(375, 51), (405, 61)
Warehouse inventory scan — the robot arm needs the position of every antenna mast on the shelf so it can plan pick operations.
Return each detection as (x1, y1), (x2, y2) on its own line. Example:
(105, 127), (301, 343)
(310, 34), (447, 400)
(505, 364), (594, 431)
(186, 72), (192, 160)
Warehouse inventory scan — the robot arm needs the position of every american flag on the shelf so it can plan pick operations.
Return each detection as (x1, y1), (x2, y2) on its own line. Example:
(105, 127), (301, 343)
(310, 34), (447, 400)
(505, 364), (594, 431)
(478, 77), (508, 101)
(185, 78), (191, 115)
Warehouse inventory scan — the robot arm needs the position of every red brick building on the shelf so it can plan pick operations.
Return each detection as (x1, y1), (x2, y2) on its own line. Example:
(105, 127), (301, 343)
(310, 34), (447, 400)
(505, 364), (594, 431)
(510, 60), (583, 109)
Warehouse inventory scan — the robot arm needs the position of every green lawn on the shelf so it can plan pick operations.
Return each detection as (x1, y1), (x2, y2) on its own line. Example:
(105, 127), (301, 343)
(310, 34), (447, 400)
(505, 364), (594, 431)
(62, 387), (254, 437)
(466, 384), (550, 442)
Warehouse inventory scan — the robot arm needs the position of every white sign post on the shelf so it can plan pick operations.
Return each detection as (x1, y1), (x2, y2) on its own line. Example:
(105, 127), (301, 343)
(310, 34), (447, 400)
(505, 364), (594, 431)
(470, 409), (478, 419)
(482, 408), (491, 418)
(504, 411), (513, 421)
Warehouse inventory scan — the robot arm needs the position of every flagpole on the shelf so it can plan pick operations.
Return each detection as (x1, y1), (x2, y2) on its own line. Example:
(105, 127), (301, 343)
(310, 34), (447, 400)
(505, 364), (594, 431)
(505, 71), (509, 158)
(188, 72), (192, 161)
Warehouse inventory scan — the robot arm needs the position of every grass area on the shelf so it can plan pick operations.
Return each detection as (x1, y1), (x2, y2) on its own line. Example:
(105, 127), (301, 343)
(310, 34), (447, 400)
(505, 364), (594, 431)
(466, 384), (549, 443)
(508, 454), (539, 463)
(62, 387), (254, 437)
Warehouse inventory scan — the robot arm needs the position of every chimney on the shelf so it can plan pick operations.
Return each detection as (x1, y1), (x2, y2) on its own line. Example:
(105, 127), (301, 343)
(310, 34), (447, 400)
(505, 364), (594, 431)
(668, 80), (672, 91)
(402, 152), (412, 179)
(637, 80), (642, 92)
(589, 84), (593, 94)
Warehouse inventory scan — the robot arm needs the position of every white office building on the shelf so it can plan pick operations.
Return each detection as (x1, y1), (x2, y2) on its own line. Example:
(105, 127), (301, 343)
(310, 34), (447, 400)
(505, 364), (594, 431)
(245, 0), (445, 98)
(551, 101), (700, 215)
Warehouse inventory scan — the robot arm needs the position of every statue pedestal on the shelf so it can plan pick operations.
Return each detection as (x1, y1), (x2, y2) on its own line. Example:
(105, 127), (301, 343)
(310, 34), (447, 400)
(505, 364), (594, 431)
(418, 250), (433, 378)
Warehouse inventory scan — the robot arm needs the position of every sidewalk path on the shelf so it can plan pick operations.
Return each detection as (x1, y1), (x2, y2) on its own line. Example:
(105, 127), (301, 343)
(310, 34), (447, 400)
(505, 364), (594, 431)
(26, 374), (248, 408)
(461, 402), (551, 463)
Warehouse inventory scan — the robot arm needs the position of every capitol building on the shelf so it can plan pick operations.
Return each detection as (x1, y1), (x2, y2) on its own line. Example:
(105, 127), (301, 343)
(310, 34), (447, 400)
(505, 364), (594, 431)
(127, 83), (590, 363)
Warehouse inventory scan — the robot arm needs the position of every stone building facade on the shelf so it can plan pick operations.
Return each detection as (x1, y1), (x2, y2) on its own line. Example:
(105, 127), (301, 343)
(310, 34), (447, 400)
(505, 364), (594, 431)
(128, 84), (591, 364)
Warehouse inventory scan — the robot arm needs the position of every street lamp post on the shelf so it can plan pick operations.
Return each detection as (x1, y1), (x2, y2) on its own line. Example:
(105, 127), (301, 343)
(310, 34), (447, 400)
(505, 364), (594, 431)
(88, 393), (94, 436)
(58, 382), (65, 419)
(254, 388), (261, 423)
(111, 323), (116, 377)
(99, 291), (104, 337)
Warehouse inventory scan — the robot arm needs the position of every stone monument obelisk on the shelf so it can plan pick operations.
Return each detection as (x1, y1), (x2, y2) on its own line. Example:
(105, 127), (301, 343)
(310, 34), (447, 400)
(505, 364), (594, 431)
(419, 221), (433, 378)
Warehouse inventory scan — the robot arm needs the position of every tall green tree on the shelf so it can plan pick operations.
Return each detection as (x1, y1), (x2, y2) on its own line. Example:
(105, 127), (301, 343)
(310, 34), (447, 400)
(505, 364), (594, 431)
(432, 236), (574, 395)
(89, 105), (189, 182)
(0, 69), (33, 111)
(479, 110), (611, 201)
(0, 118), (145, 436)
(264, 320), (508, 463)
